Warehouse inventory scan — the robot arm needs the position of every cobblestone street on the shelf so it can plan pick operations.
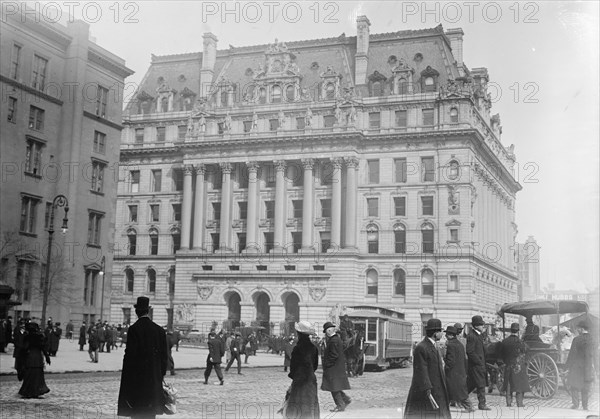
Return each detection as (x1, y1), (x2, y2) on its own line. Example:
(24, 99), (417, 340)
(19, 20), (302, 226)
(1, 364), (598, 419)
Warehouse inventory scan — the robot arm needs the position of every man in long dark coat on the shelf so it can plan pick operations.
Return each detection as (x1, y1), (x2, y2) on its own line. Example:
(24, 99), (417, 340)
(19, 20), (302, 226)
(204, 331), (225, 385)
(566, 320), (598, 410)
(404, 318), (450, 419)
(497, 322), (530, 407)
(78, 321), (87, 351)
(321, 322), (351, 412)
(224, 332), (243, 374)
(117, 297), (168, 418)
(466, 315), (491, 410)
(13, 319), (27, 380)
(444, 325), (473, 412)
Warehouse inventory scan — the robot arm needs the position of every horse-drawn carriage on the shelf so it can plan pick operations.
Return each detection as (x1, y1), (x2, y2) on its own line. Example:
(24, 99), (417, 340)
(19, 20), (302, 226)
(492, 299), (590, 399)
(342, 305), (413, 374)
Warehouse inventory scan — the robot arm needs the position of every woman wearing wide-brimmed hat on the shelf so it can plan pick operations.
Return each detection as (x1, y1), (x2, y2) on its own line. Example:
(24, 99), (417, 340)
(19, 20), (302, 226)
(18, 322), (51, 399)
(281, 321), (320, 419)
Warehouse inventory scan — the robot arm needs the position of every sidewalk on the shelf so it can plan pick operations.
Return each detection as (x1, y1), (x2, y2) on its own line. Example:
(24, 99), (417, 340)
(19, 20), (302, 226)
(0, 340), (285, 375)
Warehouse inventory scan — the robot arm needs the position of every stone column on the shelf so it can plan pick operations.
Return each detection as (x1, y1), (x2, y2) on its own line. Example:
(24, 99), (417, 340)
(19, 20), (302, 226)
(344, 157), (359, 249)
(219, 162), (233, 251)
(245, 162), (260, 252)
(330, 157), (343, 251)
(273, 160), (286, 251)
(192, 165), (205, 250)
(180, 165), (193, 250)
(301, 159), (314, 249)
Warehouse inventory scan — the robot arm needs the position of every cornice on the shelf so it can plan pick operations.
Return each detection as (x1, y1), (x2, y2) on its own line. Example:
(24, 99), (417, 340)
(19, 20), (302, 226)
(83, 111), (124, 130)
(0, 75), (63, 106)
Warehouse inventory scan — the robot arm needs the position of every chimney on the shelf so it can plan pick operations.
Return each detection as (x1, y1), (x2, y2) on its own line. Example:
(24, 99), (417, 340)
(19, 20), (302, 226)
(445, 28), (464, 67)
(200, 33), (218, 98)
(355, 15), (371, 85)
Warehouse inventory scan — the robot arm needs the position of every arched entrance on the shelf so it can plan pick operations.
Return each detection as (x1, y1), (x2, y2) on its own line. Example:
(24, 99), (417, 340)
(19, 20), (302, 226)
(255, 292), (270, 332)
(282, 293), (300, 335)
(226, 292), (241, 329)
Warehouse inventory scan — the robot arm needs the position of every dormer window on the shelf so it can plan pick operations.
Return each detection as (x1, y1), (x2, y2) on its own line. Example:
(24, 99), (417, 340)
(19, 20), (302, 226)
(420, 66), (440, 93)
(450, 107), (459, 123)
(259, 88), (267, 104)
(372, 81), (383, 97)
(398, 78), (408, 94)
(424, 77), (435, 92)
(286, 85), (295, 102)
(220, 89), (228, 107)
(272, 85), (282, 103)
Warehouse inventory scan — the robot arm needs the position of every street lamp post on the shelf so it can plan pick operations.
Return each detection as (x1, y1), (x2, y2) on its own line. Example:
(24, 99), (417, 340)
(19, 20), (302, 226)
(41, 195), (69, 327)
(99, 256), (106, 322)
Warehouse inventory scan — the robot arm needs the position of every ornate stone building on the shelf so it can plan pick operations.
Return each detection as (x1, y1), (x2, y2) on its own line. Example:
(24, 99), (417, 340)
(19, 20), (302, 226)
(516, 236), (541, 301)
(111, 18), (521, 336)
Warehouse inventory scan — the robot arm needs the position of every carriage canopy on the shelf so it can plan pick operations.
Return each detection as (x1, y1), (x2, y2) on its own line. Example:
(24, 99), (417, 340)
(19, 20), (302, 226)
(497, 300), (589, 318)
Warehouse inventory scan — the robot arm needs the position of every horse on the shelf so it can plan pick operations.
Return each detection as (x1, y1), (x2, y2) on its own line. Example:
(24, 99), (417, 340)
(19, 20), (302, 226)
(343, 329), (365, 377)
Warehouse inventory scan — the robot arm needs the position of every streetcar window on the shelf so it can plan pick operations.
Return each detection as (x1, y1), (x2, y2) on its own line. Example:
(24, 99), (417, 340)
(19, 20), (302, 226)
(367, 321), (377, 341)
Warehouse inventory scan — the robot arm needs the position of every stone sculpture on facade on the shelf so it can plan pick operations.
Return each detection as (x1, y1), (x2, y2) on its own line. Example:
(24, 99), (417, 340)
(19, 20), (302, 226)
(304, 107), (313, 127)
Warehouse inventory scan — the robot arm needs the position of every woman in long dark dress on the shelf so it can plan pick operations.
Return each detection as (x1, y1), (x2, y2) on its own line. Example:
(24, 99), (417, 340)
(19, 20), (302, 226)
(18, 323), (51, 399)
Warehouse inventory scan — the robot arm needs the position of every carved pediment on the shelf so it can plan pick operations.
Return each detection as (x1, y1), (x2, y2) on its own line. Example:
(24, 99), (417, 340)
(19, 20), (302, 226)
(137, 90), (154, 102)
(421, 66), (440, 78)
(445, 219), (462, 227)
(392, 58), (413, 73)
(368, 71), (387, 83)
(180, 87), (197, 97)
(156, 82), (176, 94)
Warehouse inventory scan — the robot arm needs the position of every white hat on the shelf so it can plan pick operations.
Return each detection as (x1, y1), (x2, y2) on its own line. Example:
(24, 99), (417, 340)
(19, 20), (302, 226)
(295, 320), (315, 335)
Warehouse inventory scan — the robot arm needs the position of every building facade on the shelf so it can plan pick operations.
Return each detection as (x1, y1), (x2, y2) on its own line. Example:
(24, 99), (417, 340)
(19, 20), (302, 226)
(0, 12), (133, 325)
(111, 18), (521, 335)
(516, 236), (541, 301)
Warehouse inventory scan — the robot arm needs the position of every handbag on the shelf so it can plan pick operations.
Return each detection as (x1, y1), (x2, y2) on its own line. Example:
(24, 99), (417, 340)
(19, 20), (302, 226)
(162, 380), (178, 415)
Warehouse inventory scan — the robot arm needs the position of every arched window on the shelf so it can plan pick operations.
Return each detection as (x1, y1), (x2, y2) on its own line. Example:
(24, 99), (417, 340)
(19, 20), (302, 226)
(149, 228), (159, 255)
(125, 268), (134, 293)
(160, 96), (168, 112)
(286, 85), (295, 102)
(372, 81), (382, 97)
(325, 83), (335, 99)
(127, 229), (137, 256)
(393, 224), (406, 254)
(448, 160), (460, 180)
(259, 88), (267, 104)
(271, 85), (281, 103)
(367, 224), (379, 254)
(147, 268), (156, 293)
(450, 107), (459, 123)
(168, 268), (175, 295)
(171, 227), (180, 254)
(421, 222), (434, 254)
(421, 268), (434, 296)
(424, 77), (435, 92)
(393, 269), (406, 296)
(398, 77), (408, 95)
(366, 269), (378, 295)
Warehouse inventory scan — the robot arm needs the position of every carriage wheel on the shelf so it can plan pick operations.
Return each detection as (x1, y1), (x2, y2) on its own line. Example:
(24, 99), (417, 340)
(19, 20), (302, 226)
(527, 353), (559, 399)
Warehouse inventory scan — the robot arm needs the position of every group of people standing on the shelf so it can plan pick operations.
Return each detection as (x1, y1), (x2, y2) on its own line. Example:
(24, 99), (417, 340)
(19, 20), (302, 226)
(78, 321), (129, 362)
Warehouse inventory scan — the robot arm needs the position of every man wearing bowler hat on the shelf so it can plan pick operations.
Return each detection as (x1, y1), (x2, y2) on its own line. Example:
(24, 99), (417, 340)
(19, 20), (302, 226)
(497, 322), (529, 407)
(566, 320), (598, 410)
(444, 325), (474, 412)
(117, 297), (168, 418)
(404, 318), (450, 419)
(321, 322), (351, 412)
(466, 315), (491, 410)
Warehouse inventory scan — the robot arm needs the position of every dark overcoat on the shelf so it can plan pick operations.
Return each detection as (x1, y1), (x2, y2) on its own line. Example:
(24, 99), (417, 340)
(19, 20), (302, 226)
(444, 337), (469, 401)
(285, 334), (320, 419)
(466, 330), (488, 390)
(321, 333), (350, 392)
(78, 325), (87, 346)
(498, 335), (530, 393)
(566, 332), (598, 389)
(207, 336), (225, 363)
(117, 316), (168, 417)
(284, 340), (294, 368)
(404, 337), (450, 419)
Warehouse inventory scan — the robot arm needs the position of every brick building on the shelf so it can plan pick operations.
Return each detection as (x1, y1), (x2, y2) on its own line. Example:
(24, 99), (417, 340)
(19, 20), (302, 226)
(0, 12), (133, 325)
(111, 18), (521, 335)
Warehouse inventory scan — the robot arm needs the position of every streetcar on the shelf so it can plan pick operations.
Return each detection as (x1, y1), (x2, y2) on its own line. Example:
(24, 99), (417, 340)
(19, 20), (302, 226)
(346, 305), (412, 370)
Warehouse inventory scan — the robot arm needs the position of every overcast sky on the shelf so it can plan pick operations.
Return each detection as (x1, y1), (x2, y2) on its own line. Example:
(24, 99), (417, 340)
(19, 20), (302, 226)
(40, 1), (599, 292)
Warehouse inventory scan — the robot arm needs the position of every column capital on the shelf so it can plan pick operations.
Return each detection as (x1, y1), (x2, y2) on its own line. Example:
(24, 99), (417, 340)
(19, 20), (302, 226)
(194, 164), (206, 175)
(330, 157), (344, 169)
(246, 161), (260, 172)
(274, 160), (286, 171)
(301, 158), (315, 170)
(220, 162), (233, 174)
(183, 165), (194, 175)
(344, 156), (359, 168)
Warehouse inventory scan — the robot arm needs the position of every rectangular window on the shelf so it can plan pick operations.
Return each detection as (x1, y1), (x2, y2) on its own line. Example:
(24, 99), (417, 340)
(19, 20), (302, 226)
(172, 168), (183, 191)
(135, 128), (144, 143)
(450, 228), (459, 242)
(212, 169), (222, 189)
(296, 117), (305, 130)
(238, 165), (249, 189)
(395, 110), (407, 127)
(369, 112), (381, 129)
(264, 232), (274, 253)
(93, 131), (106, 154)
(128, 234), (136, 255)
(292, 200), (303, 218)
(96, 86), (108, 118)
(320, 162), (333, 186)
(269, 119), (279, 131)
(394, 197), (406, 217)
(243, 121), (252, 133)
(212, 202), (221, 220)
(125, 271), (134, 293)
(128, 205), (138, 223)
(87, 212), (103, 245)
(422, 108), (434, 126)
(238, 202), (247, 220)
(172, 234), (180, 253)
(394, 229), (406, 253)
(24, 138), (44, 175)
(422, 196), (434, 216)
(84, 270), (99, 306)
(448, 274), (459, 291)
(150, 235), (159, 255)
(320, 232), (331, 253)
(31, 55), (48, 91)
(367, 321), (377, 341)
(422, 230), (434, 254)
(16, 260), (34, 302)
(122, 308), (131, 324)
(237, 233), (246, 253)
(11, 44), (21, 79)
(172, 204), (181, 222)
(150, 205), (160, 222)
(178, 125), (187, 139)
(91, 160), (105, 193)
(291, 232), (302, 253)
(323, 115), (335, 128)
(367, 198), (378, 217)
(8, 97), (17, 123)
(422, 157), (435, 182)
(367, 160), (379, 184)
(44, 202), (52, 229)
(394, 158), (407, 183)
(130, 170), (140, 193)
(28, 106), (44, 130)
(20, 195), (39, 234)
(156, 126), (166, 142)
(151, 169), (162, 192)
(265, 201), (275, 219)
(320, 199), (331, 218)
